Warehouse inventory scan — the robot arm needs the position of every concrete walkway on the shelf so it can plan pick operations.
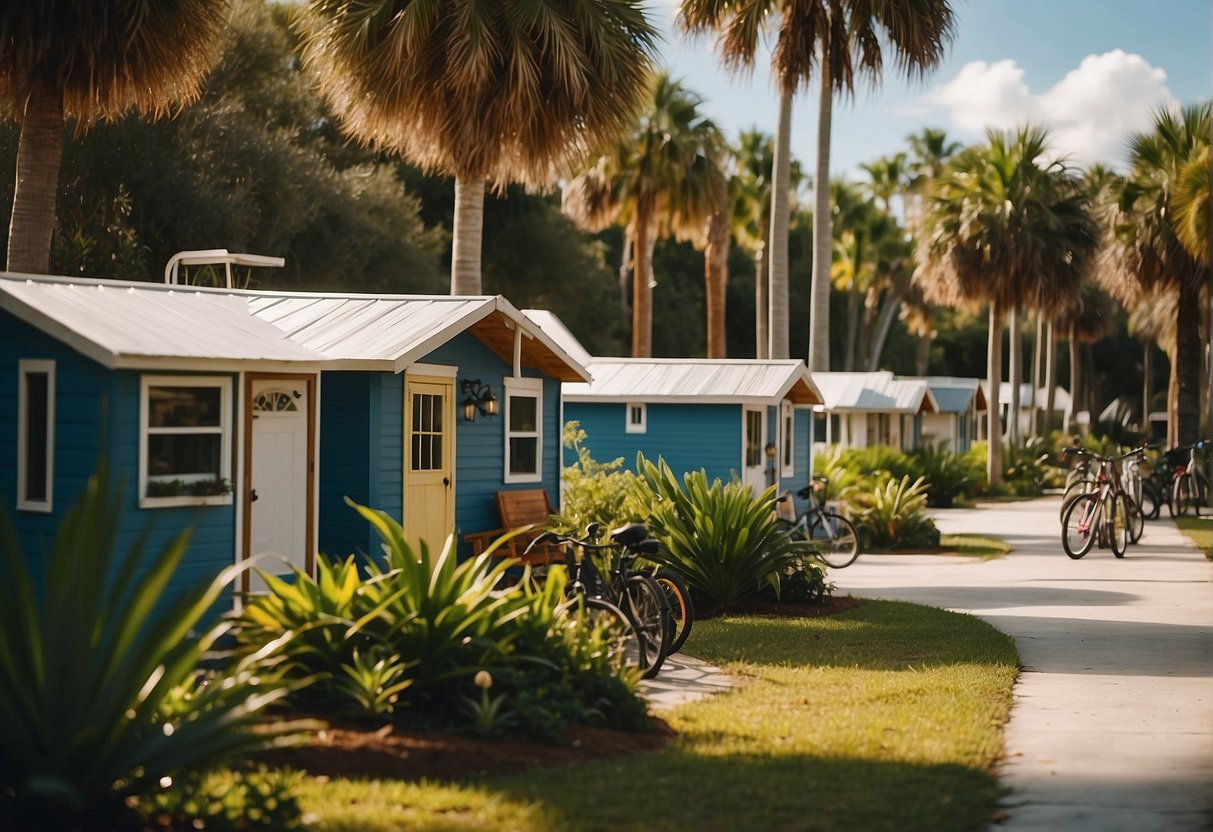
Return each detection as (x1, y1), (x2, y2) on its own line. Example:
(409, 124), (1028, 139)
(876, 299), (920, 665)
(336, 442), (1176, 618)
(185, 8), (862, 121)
(639, 652), (733, 711)
(834, 497), (1213, 831)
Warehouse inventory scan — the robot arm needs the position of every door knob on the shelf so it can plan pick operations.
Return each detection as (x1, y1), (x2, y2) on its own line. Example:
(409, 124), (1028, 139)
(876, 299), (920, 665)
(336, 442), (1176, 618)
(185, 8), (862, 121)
(250, 489), (259, 502)
(443, 477), (450, 487)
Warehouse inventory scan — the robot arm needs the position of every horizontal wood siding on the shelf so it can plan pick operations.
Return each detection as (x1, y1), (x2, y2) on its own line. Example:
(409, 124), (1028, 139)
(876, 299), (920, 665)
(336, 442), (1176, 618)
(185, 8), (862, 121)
(423, 334), (561, 548)
(779, 407), (814, 494)
(565, 402), (744, 484)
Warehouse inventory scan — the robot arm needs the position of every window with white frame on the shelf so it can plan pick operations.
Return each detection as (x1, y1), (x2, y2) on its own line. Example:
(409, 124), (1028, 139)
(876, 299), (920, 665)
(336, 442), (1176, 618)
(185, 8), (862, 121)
(17, 360), (55, 512)
(781, 401), (795, 477)
(504, 377), (542, 483)
(625, 402), (647, 434)
(140, 376), (232, 506)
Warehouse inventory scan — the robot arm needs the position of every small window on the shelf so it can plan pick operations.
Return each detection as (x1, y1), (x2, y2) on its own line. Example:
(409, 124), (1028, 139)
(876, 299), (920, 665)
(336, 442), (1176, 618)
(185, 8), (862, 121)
(625, 402), (647, 434)
(744, 409), (763, 467)
(17, 360), (55, 512)
(504, 377), (542, 483)
(140, 376), (232, 507)
(781, 402), (795, 477)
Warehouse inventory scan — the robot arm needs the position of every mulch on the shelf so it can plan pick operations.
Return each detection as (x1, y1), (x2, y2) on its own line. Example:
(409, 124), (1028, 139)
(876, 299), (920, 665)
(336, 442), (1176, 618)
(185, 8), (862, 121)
(253, 594), (861, 782)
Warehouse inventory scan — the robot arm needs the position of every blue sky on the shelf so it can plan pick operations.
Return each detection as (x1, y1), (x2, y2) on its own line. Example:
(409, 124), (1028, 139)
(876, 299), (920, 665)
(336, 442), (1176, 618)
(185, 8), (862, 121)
(651, 0), (1211, 178)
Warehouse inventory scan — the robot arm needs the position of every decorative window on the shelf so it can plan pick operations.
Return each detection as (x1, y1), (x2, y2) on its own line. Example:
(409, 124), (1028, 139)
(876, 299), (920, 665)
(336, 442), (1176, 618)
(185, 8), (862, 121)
(744, 408), (763, 468)
(253, 389), (299, 413)
(625, 402), (647, 434)
(781, 401), (795, 477)
(139, 376), (232, 507)
(410, 390), (444, 472)
(17, 360), (55, 512)
(504, 378), (543, 483)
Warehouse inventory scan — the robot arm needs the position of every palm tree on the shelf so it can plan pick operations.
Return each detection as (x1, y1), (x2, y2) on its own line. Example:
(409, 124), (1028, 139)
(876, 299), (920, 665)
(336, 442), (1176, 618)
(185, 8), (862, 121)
(915, 126), (1099, 486)
(860, 152), (909, 217)
(297, 0), (658, 296)
(679, 0), (956, 372)
(1, 1), (229, 274)
(1052, 281), (1117, 429)
(1102, 103), (1210, 445)
(563, 74), (725, 357)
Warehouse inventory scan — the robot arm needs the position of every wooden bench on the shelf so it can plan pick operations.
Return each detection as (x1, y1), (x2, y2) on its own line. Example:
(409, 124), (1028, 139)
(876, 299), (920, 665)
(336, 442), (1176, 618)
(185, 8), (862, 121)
(463, 489), (565, 565)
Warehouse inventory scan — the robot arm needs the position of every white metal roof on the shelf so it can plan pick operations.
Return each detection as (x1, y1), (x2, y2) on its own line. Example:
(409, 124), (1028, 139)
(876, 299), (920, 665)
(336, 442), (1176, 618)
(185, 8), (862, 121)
(0, 273), (589, 379)
(563, 358), (822, 405)
(522, 309), (593, 368)
(813, 371), (938, 414)
(909, 376), (988, 414)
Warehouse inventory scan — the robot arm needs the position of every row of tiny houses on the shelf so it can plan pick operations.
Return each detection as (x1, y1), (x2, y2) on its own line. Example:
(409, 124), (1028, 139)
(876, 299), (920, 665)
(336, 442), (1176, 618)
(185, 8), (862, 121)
(0, 272), (584, 597)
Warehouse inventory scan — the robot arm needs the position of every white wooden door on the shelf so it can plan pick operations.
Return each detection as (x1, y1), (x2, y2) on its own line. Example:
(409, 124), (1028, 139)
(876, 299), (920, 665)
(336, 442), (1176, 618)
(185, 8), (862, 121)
(405, 377), (454, 552)
(249, 380), (310, 589)
(743, 405), (767, 494)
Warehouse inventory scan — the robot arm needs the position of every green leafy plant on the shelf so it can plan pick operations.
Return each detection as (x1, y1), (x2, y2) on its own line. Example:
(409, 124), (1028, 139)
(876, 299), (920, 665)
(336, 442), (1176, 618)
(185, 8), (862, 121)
(763, 555), (832, 604)
(913, 442), (973, 507)
(138, 766), (305, 831)
(0, 474), (300, 831)
(1001, 436), (1052, 496)
(551, 421), (647, 537)
(336, 648), (415, 718)
(852, 475), (941, 549)
(459, 670), (516, 738)
(636, 455), (814, 613)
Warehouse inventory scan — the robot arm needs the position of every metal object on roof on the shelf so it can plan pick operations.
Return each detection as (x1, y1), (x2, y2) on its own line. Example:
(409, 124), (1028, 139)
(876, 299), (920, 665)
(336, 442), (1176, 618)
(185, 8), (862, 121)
(164, 249), (285, 288)
(813, 371), (938, 414)
(563, 358), (821, 405)
(0, 273), (589, 381)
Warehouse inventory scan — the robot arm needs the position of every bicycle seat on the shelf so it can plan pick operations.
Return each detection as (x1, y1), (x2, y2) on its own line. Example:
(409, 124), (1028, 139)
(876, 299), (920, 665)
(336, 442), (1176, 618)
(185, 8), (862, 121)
(609, 523), (648, 547)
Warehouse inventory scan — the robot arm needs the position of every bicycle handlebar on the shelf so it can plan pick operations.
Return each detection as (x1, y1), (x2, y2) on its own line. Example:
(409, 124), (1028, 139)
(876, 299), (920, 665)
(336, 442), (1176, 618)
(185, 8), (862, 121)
(1063, 445), (1149, 463)
(524, 522), (660, 557)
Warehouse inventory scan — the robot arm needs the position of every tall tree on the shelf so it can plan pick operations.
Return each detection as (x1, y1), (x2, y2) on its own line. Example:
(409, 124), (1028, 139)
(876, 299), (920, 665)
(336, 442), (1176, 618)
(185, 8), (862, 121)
(679, 0), (955, 372)
(297, 0), (658, 295)
(1102, 103), (1210, 446)
(1, 0), (229, 274)
(564, 74), (724, 356)
(915, 126), (1099, 486)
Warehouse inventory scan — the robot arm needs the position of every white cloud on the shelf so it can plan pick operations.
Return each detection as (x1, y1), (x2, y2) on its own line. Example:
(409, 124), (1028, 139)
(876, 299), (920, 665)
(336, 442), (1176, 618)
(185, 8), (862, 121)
(928, 50), (1176, 167)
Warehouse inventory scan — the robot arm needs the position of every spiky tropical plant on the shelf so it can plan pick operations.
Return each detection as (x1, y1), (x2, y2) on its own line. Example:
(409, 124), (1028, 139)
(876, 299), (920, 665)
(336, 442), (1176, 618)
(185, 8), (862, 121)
(0, 0), (230, 274)
(679, 0), (955, 373)
(295, 0), (658, 296)
(0, 474), (298, 831)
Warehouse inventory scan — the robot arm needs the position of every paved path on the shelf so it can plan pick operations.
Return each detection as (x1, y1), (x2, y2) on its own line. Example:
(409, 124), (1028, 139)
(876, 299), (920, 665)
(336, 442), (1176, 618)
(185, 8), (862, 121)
(639, 652), (733, 711)
(834, 497), (1213, 831)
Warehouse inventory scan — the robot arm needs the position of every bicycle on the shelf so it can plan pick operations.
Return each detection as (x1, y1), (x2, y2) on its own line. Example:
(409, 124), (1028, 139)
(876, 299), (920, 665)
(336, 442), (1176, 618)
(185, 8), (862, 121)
(1059, 447), (1142, 559)
(649, 567), (694, 655)
(775, 477), (861, 569)
(1170, 440), (1210, 517)
(527, 522), (673, 678)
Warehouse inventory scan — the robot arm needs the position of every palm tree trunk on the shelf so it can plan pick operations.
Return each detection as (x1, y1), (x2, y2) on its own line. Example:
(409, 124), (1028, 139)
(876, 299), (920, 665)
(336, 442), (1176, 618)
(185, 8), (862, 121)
(1007, 307), (1022, 448)
(1069, 330), (1082, 434)
(915, 334), (931, 376)
(987, 303), (1004, 487)
(450, 176), (485, 295)
(1142, 340), (1151, 431)
(7, 84), (65, 275)
(1167, 347), (1177, 448)
(1044, 321), (1056, 433)
(844, 286), (859, 371)
(1175, 276), (1202, 445)
(768, 91), (793, 359)
(755, 241), (768, 359)
(808, 67), (833, 373)
(632, 217), (654, 357)
(867, 291), (899, 371)
(619, 228), (633, 326)
(1031, 313), (1043, 437)
(705, 204), (729, 358)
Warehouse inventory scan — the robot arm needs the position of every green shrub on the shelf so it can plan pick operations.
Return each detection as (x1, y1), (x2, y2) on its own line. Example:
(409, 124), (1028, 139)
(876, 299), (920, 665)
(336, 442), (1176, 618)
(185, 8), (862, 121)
(1001, 436), (1052, 495)
(138, 766), (304, 831)
(636, 455), (815, 613)
(761, 555), (832, 604)
(0, 475), (299, 832)
(851, 475), (941, 549)
(552, 422), (647, 537)
(912, 442), (973, 506)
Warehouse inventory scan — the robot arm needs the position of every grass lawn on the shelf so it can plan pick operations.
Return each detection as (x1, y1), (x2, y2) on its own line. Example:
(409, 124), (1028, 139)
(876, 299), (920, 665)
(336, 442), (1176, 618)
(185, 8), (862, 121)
(298, 600), (1019, 832)
(939, 533), (1012, 558)
(1174, 515), (1213, 559)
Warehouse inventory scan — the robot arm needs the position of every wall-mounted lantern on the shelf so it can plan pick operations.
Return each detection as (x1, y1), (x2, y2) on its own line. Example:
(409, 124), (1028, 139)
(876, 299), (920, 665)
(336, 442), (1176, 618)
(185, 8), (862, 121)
(461, 379), (498, 422)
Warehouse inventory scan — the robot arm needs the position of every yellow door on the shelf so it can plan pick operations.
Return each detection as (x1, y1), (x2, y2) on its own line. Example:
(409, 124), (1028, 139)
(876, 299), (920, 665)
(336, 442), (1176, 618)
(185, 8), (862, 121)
(404, 376), (454, 552)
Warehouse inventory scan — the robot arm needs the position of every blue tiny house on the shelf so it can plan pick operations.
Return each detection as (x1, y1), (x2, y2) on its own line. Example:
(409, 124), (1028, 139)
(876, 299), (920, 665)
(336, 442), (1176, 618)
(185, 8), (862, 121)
(916, 377), (987, 452)
(0, 273), (586, 600)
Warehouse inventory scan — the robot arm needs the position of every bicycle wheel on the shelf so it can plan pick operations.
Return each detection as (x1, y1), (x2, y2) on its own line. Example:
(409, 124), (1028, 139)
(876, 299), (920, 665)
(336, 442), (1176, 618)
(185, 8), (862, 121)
(653, 568), (694, 655)
(1107, 494), (1130, 558)
(1139, 481), (1161, 520)
(1124, 495), (1144, 544)
(810, 512), (860, 569)
(580, 596), (643, 671)
(1060, 493), (1098, 559)
(1172, 473), (1193, 517)
(1060, 480), (1093, 520)
(623, 574), (670, 678)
